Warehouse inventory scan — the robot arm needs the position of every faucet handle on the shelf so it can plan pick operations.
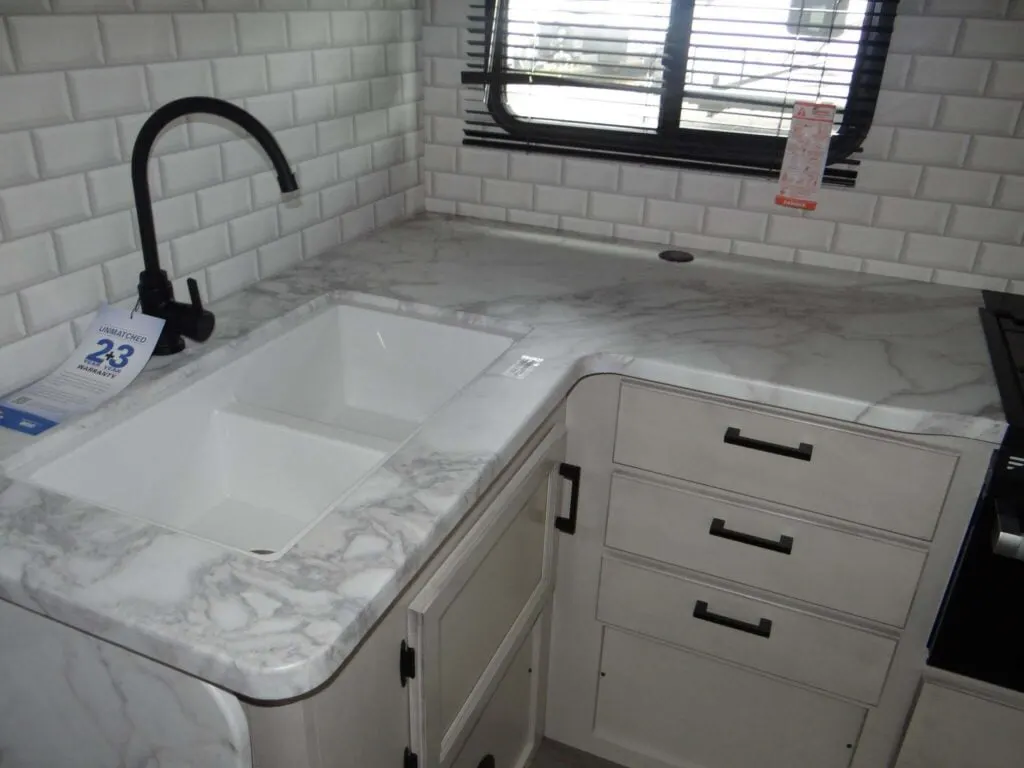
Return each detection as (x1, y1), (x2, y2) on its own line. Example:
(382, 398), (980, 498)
(187, 277), (203, 313)
(179, 277), (215, 343)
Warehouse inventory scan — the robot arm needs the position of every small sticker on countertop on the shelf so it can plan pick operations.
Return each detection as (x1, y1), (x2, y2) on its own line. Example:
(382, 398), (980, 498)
(775, 101), (836, 212)
(0, 305), (165, 435)
(503, 355), (544, 379)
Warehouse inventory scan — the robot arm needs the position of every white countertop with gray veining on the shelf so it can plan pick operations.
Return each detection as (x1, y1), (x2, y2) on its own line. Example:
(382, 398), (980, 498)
(0, 216), (1004, 700)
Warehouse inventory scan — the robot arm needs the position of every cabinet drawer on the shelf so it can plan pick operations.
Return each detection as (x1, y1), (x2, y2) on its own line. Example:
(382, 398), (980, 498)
(606, 472), (926, 626)
(595, 628), (866, 768)
(408, 427), (564, 768)
(597, 556), (896, 704)
(614, 383), (956, 539)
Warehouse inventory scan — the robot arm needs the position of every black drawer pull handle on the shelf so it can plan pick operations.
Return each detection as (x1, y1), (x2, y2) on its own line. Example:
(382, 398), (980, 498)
(723, 426), (813, 462)
(709, 517), (794, 555)
(555, 462), (581, 535)
(693, 600), (772, 638)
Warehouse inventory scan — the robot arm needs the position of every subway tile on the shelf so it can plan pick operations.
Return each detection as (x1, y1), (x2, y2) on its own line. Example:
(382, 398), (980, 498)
(386, 103), (417, 135)
(338, 145), (373, 180)
(671, 232), (732, 253)
(314, 50), (352, 84)
(0, 133), (40, 188)
(875, 197), (950, 234)
(862, 259), (934, 283)
(563, 159), (619, 191)
(352, 45), (388, 79)
(87, 162), (160, 216)
(206, 250), (259, 301)
(430, 57), (463, 88)
(997, 176), (1024, 211)
(645, 200), (704, 233)
(295, 85), (336, 125)
(967, 137), (1024, 173)
(116, 114), (188, 158)
(355, 110), (389, 143)
(335, 81), (373, 116)
(890, 129), (969, 166)
(301, 218), (341, 259)
(422, 26), (459, 57)
(559, 217), (613, 238)
(976, 243), (1024, 278)
(704, 208), (767, 241)
(237, 13), (288, 54)
(535, 185), (588, 217)
(833, 224), (905, 260)
(458, 148), (509, 178)
(890, 16), (960, 55)
(795, 250), (863, 273)
(371, 136), (404, 169)
(375, 192), (406, 228)
(807, 188), (878, 226)
(197, 178), (252, 227)
(100, 15), (177, 65)
(68, 66), (149, 121)
(229, 207), (278, 253)
(0, 234), (60, 293)
(508, 210), (558, 229)
(939, 96), (1022, 136)
(34, 120), (121, 178)
(9, 15), (104, 72)
(0, 294), (26, 347)
(174, 14), (238, 59)
(0, 73), (73, 132)
(151, 193), (199, 242)
(959, 20), (1024, 59)
(136, 0), (203, 9)
(267, 52), (314, 91)
(170, 224), (231, 274)
(902, 233), (979, 271)
(924, 0), (1009, 16)
(288, 12), (331, 49)
(147, 61), (215, 106)
(341, 205), (376, 242)
(680, 173), (742, 207)
(0, 325), (76, 396)
(258, 233), (303, 277)
(213, 56), (270, 99)
(919, 168), (1000, 206)
(766, 217), (835, 250)
(331, 12), (370, 46)
(590, 193), (644, 225)
(880, 54), (911, 90)
(251, 170), (286, 209)
(614, 225), (670, 245)
(873, 91), (940, 128)
(909, 56), (991, 96)
(859, 126), (894, 159)
(620, 166), (678, 200)
(387, 42), (418, 75)
(988, 62), (1024, 99)
(933, 270), (1009, 292)
(159, 146), (223, 197)
(297, 156), (340, 193)
(321, 181), (358, 218)
(456, 203), (506, 223)
(54, 211), (135, 272)
(432, 172), (480, 203)
(0, 19), (13, 75)
(389, 159), (419, 192)
(19, 266), (107, 334)
(0, 176), (91, 240)
(948, 205), (1024, 244)
(738, 179), (798, 214)
(732, 242), (795, 263)
(482, 179), (532, 209)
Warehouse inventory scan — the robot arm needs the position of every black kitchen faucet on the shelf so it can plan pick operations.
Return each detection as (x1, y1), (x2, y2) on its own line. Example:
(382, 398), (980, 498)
(132, 97), (299, 355)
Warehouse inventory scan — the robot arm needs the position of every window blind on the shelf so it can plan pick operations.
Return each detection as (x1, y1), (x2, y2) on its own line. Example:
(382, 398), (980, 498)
(461, 0), (899, 184)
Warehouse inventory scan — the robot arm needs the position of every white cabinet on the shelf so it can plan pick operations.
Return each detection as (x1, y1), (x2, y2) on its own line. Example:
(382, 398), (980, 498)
(895, 682), (1024, 768)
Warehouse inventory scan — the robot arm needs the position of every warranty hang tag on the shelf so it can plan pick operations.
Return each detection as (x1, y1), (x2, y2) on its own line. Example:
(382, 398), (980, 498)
(775, 101), (837, 212)
(0, 306), (165, 435)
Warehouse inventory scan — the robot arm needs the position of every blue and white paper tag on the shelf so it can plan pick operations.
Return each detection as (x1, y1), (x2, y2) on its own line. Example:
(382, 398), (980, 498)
(0, 306), (165, 435)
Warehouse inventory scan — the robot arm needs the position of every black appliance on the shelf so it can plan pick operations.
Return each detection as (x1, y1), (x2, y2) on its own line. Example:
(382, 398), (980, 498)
(929, 290), (1024, 692)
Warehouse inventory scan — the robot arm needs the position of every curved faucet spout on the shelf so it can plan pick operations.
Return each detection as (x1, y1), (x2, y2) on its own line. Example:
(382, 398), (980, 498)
(131, 97), (299, 355)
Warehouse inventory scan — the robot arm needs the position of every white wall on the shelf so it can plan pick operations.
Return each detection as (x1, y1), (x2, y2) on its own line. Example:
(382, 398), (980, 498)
(0, 0), (424, 396)
(423, 0), (1024, 290)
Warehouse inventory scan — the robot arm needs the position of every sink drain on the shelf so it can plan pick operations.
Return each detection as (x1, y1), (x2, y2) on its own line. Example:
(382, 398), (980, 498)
(250, 549), (275, 555)
(659, 249), (695, 263)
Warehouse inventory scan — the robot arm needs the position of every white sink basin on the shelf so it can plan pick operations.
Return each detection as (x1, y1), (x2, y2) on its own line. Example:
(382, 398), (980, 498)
(21, 303), (517, 558)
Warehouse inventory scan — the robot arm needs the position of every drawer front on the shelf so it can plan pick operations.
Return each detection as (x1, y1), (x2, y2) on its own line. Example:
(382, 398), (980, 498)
(597, 556), (896, 704)
(450, 629), (535, 768)
(606, 473), (926, 626)
(614, 383), (956, 539)
(595, 628), (866, 768)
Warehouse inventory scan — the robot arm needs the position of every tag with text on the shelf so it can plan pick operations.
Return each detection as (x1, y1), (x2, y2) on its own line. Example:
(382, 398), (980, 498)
(775, 101), (837, 212)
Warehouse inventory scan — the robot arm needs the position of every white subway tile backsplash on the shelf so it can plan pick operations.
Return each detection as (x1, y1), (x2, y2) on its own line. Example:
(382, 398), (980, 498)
(919, 167), (1000, 205)
(174, 14), (239, 59)
(151, 193), (199, 241)
(680, 173), (741, 207)
(833, 224), (905, 259)
(808, 188), (878, 225)
(671, 232), (732, 253)
(314, 49), (352, 84)
(288, 12), (332, 49)
(258, 232), (303, 276)
(458, 148), (508, 179)
(229, 207), (278, 253)
(54, 211), (135, 272)
(206, 250), (259, 300)
(331, 12), (370, 47)
(732, 241), (795, 263)
(9, 16), (104, 73)
(535, 185), (588, 217)
(968, 137), (1024, 173)
(959, 19), (1024, 59)
(482, 179), (532, 209)
(318, 117), (356, 154)
(874, 90), (941, 128)
(456, 203), (505, 223)
(620, 166), (678, 200)
(997, 176), (1024, 210)
(0, 324), (76, 396)
(767, 217), (836, 250)
(0, 133), (39, 189)
(932, 269), (1009, 292)
(0, 20), (14, 76)
(902, 233), (979, 270)
(875, 196), (950, 234)
(890, 15), (960, 55)
(267, 51), (314, 91)
(68, 66), (150, 122)
(939, 96), (1022, 136)
(976, 243), (1024, 278)
(0, 73), (73, 133)
(509, 155), (562, 185)
(796, 250), (864, 273)
(890, 129), (969, 166)
(0, 176), (91, 240)
(297, 156), (340, 192)
(236, 13), (288, 54)
(909, 56), (991, 95)
(988, 62), (1024, 99)
(704, 208), (767, 241)
(338, 145), (373, 180)
(197, 178), (252, 226)
(213, 56), (270, 99)
(0, 235), (60, 294)
(354, 109), (389, 143)
(644, 200), (704, 233)
(147, 60), (215, 105)
(341, 204), (375, 241)
(301, 217), (340, 257)
(590, 193), (644, 225)
(19, 266), (106, 334)
(433, 172), (480, 203)
(560, 217), (613, 238)
(948, 205), (1024, 244)
(280, 193), (322, 233)
(159, 146), (224, 197)
(0, 294), (26, 347)
(321, 180), (358, 217)
(34, 119), (121, 178)
(170, 223), (231, 274)
(564, 159), (619, 192)
(100, 15), (177, 65)
(87, 162), (160, 216)
(295, 85), (336, 124)
(508, 209), (558, 229)
(352, 45), (388, 79)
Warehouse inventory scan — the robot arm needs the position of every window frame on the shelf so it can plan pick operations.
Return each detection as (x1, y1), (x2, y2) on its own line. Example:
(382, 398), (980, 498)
(469, 0), (898, 179)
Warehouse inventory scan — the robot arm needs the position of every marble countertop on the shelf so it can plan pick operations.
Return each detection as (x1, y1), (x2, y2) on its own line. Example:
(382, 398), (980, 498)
(0, 216), (1004, 700)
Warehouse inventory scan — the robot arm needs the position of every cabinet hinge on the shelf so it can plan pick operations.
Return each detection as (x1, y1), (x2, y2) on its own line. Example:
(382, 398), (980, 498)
(404, 747), (420, 768)
(400, 640), (416, 687)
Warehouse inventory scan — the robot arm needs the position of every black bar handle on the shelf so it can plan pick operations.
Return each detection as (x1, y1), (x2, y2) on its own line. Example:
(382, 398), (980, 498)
(709, 517), (794, 555)
(555, 462), (580, 535)
(723, 426), (813, 462)
(693, 600), (772, 639)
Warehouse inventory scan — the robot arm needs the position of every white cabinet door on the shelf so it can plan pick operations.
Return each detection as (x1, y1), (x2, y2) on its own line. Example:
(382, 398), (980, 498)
(896, 682), (1024, 768)
(408, 426), (566, 768)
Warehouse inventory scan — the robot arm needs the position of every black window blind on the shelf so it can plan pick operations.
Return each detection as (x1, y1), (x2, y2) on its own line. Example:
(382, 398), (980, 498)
(461, 0), (899, 185)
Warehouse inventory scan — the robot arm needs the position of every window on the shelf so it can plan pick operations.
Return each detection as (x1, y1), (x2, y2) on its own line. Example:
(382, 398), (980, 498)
(461, 0), (898, 184)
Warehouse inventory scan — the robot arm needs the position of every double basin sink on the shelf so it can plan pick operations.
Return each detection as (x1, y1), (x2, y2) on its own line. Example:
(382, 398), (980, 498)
(10, 302), (519, 559)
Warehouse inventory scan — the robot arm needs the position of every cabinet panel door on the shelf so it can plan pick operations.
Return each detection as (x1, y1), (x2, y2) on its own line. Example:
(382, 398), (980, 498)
(896, 683), (1024, 768)
(409, 426), (565, 768)
(595, 628), (866, 768)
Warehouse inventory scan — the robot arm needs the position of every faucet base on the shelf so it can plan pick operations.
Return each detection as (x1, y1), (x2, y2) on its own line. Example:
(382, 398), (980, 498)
(154, 332), (186, 356)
